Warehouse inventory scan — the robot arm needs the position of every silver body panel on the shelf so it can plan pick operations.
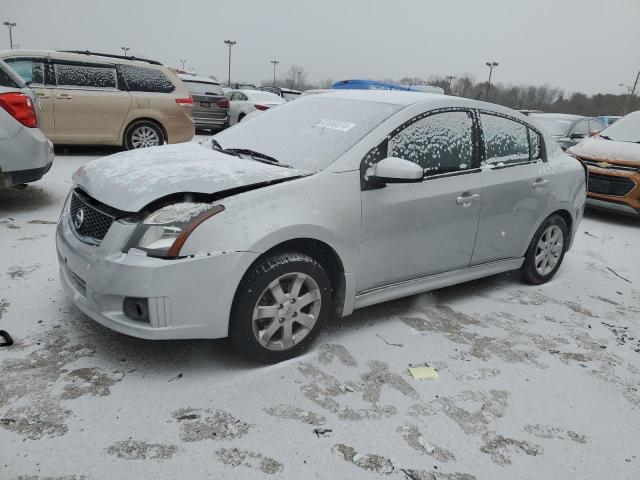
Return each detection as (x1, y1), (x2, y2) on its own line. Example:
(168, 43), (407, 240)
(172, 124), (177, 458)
(56, 91), (586, 340)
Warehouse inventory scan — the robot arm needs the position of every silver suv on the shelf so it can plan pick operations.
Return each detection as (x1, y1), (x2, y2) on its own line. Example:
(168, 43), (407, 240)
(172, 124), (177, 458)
(0, 58), (53, 189)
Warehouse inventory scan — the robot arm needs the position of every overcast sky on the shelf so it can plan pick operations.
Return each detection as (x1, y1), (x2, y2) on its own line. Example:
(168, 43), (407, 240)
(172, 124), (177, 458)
(2, 0), (639, 94)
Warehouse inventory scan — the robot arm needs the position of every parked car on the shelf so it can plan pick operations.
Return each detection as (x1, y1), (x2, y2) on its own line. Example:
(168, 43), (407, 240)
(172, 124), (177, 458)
(0, 58), (54, 189)
(598, 115), (621, 127)
(568, 111), (640, 215)
(300, 89), (332, 97)
(332, 79), (444, 94)
(56, 91), (585, 363)
(258, 86), (302, 101)
(0, 49), (194, 149)
(223, 82), (257, 90)
(518, 109), (544, 116)
(225, 89), (285, 125)
(178, 74), (229, 132)
(529, 113), (606, 151)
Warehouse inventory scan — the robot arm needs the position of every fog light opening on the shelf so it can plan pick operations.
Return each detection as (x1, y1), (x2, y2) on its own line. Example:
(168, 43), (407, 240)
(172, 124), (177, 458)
(123, 297), (149, 323)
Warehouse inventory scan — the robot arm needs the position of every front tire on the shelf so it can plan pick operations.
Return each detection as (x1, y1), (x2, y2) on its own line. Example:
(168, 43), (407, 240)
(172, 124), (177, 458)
(230, 252), (333, 364)
(124, 120), (165, 150)
(520, 214), (568, 284)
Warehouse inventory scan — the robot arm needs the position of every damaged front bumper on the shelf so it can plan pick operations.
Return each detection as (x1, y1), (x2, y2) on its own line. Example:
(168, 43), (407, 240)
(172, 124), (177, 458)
(56, 209), (258, 340)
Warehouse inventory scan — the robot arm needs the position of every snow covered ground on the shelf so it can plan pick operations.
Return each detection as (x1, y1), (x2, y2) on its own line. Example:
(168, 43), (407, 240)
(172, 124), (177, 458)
(1, 139), (639, 480)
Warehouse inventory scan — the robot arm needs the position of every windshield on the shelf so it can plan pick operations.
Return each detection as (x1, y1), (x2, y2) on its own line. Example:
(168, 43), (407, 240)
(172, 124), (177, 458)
(184, 81), (223, 96)
(529, 116), (574, 136)
(213, 96), (401, 171)
(599, 111), (640, 143)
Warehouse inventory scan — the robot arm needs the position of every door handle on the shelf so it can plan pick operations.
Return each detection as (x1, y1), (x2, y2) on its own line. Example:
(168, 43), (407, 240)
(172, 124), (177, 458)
(532, 178), (549, 190)
(456, 192), (480, 207)
(55, 94), (73, 100)
(36, 92), (51, 99)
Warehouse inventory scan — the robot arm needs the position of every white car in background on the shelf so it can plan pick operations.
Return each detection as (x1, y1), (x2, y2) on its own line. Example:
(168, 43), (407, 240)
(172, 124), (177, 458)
(225, 89), (285, 125)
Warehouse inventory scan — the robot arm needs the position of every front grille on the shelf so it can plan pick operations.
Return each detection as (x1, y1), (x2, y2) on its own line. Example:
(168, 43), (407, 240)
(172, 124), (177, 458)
(582, 159), (639, 173)
(69, 190), (116, 244)
(588, 172), (636, 196)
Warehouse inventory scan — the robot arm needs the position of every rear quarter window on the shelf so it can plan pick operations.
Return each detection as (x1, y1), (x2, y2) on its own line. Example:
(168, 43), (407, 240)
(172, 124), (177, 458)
(119, 65), (175, 93)
(0, 61), (23, 88)
(3, 58), (45, 85)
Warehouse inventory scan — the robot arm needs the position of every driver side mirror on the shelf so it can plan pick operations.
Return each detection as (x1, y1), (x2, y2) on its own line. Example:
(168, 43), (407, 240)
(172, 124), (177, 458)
(570, 132), (586, 140)
(367, 157), (424, 183)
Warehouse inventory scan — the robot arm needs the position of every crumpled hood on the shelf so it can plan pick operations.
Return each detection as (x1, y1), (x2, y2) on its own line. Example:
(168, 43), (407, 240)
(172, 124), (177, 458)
(73, 142), (304, 211)
(569, 137), (640, 164)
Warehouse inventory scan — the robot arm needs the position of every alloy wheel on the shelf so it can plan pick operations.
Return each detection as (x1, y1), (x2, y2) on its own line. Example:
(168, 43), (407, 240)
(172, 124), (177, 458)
(131, 126), (160, 148)
(534, 225), (564, 276)
(252, 272), (322, 350)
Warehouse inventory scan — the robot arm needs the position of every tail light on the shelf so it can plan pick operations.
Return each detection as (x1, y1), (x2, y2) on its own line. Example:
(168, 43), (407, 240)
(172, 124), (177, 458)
(216, 98), (230, 109)
(0, 92), (38, 128)
(254, 104), (269, 111)
(175, 97), (193, 107)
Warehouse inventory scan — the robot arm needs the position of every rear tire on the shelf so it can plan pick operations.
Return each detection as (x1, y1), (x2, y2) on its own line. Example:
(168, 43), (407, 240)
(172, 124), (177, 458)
(520, 214), (568, 284)
(230, 252), (333, 364)
(237, 113), (246, 123)
(124, 120), (165, 150)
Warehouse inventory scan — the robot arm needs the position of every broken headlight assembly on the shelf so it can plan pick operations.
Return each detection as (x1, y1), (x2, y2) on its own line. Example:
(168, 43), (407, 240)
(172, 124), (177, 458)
(124, 203), (224, 258)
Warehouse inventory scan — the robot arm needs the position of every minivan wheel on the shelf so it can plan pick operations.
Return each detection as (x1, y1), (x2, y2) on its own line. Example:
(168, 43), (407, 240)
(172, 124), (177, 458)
(520, 214), (568, 284)
(230, 252), (333, 364)
(124, 120), (164, 150)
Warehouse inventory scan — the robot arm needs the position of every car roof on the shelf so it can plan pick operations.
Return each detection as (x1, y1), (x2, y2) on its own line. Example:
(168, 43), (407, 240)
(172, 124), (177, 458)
(313, 89), (448, 106)
(0, 49), (165, 68)
(529, 113), (588, 121)
(178, 73), (220, 84)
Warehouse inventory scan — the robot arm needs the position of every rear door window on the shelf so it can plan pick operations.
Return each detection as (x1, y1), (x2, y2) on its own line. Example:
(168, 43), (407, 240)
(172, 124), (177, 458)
(118, 65), (175, 93)
(388, 110), (475, 176)
(3, 58), (45, 85)
(54, 63), (117, 89)
(480, 113), (531, 165)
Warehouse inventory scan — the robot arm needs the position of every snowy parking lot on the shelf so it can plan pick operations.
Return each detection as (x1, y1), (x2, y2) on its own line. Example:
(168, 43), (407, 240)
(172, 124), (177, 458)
(1, 140), (640, 480)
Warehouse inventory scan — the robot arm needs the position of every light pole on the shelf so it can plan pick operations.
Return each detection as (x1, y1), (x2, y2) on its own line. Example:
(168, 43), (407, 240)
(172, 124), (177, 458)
(180, 59), (186, 71)
(271, 59), (279, 86)
(121, 46), (130, 57)
(296, 69), (302, 89)
(622, 71), (640, 115)
(3, 21), (16, 49)
(485, 61), (499, 101)
(446, 75), (456, 94)
(224, 40), (236, 85)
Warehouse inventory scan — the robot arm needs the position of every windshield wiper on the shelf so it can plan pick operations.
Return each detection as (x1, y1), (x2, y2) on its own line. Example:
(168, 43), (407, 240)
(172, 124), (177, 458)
(210, 141), (292, 168)
(599, 134), (612, 140)
(210, 139), (242, 158)
(224, 148), (293, 168)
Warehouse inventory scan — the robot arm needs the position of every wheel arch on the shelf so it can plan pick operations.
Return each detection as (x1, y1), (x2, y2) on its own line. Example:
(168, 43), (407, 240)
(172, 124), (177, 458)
(122, 117), (168, 147)
(233, 237), (347, 318)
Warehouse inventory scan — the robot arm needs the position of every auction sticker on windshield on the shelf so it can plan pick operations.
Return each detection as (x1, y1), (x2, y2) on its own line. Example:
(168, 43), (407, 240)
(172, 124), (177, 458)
(312, 119), (356, 132)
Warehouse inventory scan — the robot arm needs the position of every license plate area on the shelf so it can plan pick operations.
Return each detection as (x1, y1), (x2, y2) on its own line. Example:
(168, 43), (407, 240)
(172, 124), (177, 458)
(60, 254), (87, 297)
(200, 101), (211, 108)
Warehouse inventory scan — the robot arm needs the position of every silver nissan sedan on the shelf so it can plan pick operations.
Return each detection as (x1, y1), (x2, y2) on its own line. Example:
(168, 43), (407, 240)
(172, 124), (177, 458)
(56, 90), (586, 363)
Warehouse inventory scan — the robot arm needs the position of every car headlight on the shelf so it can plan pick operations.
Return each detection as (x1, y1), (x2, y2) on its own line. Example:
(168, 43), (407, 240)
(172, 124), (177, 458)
(124, 202), (224, 258)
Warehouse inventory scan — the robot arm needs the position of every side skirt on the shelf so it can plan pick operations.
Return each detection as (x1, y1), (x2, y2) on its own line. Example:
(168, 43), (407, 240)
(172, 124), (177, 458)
(353, 258), (524, 310)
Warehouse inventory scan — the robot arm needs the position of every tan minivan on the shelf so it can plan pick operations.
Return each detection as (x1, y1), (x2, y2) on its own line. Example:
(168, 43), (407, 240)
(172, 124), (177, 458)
(0, 50), (195, 149)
